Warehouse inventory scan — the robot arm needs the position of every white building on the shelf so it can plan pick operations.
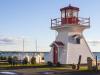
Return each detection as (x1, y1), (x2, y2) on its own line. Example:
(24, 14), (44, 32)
(0, 37), (49, 64)
(49, 4), (94, 64)
(0, 51), (49, 64)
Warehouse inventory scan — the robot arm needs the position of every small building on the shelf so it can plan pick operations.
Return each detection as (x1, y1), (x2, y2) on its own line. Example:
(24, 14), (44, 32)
(0, 51), (49, 64)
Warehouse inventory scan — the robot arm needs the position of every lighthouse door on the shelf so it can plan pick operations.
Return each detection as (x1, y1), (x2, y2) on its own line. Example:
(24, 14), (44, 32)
(53, 46), (58, 64)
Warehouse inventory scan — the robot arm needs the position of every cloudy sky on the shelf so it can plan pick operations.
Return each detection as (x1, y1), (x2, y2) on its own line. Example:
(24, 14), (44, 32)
(0, 0), (100, 52)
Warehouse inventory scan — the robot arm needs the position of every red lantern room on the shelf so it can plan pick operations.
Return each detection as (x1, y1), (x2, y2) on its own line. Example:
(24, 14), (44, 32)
(51, 4), (90, 29)
(60, 4), (79, 25)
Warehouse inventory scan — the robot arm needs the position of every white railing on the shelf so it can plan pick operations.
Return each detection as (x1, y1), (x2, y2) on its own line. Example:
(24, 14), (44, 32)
(51, 17), (90, 28)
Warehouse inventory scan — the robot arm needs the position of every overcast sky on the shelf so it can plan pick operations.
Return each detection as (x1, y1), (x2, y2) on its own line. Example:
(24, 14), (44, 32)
(0, 0), (100, 52)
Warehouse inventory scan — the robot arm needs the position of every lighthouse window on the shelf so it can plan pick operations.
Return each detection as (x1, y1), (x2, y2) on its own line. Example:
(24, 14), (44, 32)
(73, 11), (78, 17)
(68, 11), (73, 17)
(76, 38), (80, 44)
(42, 57), (44, 60)
(61, 10), (65, 18)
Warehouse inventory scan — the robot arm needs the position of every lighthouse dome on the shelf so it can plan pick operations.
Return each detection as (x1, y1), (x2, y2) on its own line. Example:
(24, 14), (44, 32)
(60, 4), (79, 11)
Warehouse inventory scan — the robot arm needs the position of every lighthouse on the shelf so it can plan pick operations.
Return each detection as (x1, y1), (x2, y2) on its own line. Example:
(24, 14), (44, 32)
(49, 4), (94, 64)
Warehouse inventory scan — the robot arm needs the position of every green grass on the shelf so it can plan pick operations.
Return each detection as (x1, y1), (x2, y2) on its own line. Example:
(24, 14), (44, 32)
(15, 63), (45, 66)
(0, 66), (90, 75)
(0, 63), (100, 71)
(0, 63), (46, 68)
(1, 65), (100, 75)
(79, 66), (88, 70)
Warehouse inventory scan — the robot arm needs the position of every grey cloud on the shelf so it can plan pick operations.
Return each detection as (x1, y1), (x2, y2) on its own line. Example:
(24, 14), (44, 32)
(0, 38), (15, 45)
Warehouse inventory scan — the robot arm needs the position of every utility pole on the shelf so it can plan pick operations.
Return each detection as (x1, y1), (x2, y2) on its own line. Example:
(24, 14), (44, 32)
(96, 56), (98, 71)
(35, 40), (37, 52)
(23, 39), (24, 53)
(22, 39), (25, 60)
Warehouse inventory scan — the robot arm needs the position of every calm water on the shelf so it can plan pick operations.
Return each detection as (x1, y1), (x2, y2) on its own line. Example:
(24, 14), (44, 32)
(44, 52), (100, 61)
(93, 52), (100, 61)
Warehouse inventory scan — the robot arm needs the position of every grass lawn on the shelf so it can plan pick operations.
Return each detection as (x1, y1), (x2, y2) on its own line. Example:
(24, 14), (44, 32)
(0, 63), (45, 68)
(0, 64), (100, 75)
(0, 65), (88, 72)
(0, 67), (100, 75)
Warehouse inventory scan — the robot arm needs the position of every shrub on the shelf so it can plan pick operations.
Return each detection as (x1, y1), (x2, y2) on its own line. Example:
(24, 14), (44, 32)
(47, 61), (53, 66)
(92, 66), (98, 71)
(56, 62), (61, 67)
(7, 56), (13, 65)
(12, 56), (18, 65)
(3, 56), (7, 60)
(72, 64), (76, 69)
(22, 57), (28, 64)
(0, 56), (7, 60)
(31, 56), (36, 64)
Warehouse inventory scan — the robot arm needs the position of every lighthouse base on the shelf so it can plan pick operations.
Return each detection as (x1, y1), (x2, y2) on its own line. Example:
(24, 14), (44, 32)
(49, 37), (94, 65)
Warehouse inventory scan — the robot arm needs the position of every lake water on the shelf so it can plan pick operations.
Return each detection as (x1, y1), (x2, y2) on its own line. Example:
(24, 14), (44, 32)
(93, 52), (100, 61)
(44, 52), (100, 61)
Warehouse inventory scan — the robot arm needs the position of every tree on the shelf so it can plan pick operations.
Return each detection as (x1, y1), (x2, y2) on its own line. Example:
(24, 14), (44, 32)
(0, 56), (7, 60)
(31, 56), (36, 64)
(22, 57), (28, 64)
(8, 56), (13, 65)
(0, 56), (3, 60)
(3, 56), (7, 60)
(12, 56), (18, 65)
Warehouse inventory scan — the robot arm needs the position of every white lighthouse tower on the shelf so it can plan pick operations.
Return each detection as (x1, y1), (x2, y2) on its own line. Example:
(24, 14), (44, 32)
(50, 4), (94, 64)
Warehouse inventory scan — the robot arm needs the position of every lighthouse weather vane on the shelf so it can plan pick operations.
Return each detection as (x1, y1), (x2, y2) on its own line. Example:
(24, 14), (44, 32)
(67, 0), (76, 5)
(68, 0), (71, 5)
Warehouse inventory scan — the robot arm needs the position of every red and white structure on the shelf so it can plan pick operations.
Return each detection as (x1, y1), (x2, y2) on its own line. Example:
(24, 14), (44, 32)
(49, 4), (94, 64)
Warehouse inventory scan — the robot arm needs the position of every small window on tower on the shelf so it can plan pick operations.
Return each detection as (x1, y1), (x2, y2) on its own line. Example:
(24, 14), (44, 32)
(42, 57), (44, 60)
(61, 10), (65, 18)
(76, 38), (80, 44)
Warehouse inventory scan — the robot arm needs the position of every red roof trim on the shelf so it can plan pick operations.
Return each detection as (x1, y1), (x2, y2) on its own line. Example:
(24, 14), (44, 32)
(55, 41), (64, 46)
(60, 5), (79, 11)
(51, 41), (64, 47)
